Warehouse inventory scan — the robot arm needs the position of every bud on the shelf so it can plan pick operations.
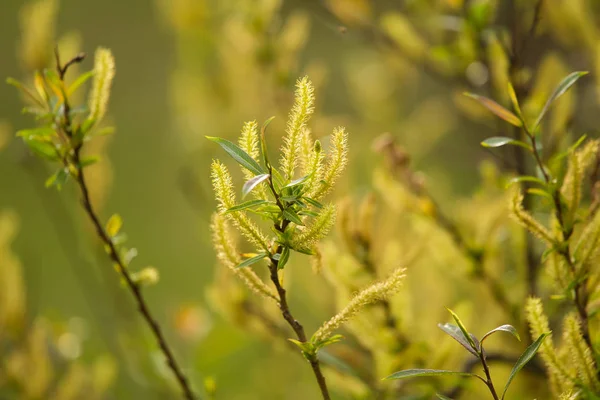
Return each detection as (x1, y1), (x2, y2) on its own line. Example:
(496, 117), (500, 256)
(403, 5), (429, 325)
(131, 267), (159, 286)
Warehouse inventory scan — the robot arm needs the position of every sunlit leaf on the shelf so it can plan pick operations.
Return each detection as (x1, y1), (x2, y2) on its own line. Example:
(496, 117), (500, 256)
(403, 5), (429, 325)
(226, 199), (271, 213)
(384, 369), (479, 381)
(235, 252), (268, 269)
(506, 176), (546, 188)
(282, 174), (311, 190)
(68, 70), (95, 96)
(481, 324), (520, 343)
(79, 155), (99, 168)
(23, 138), (59, 161)
(501, 333), (550, 399)
(481, 137), (532, 151)
(447, 309), (479, 353)
(436, 394), (454, 400)
(438, 323), (479, 357)
(507, 82), (522, 119)
(16, 127), (56, 139)
(206, 136), (265, 175)
(242, 174), (270, 198)
(464, 93), (522, 127)
(535, 71), (588, 129)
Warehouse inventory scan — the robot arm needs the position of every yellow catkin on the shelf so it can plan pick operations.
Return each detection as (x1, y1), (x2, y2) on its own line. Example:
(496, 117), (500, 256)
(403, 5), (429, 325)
(88, 48), (116, 124)
(238, 120), (267, 199)
(313, 268), (405, 343)
(312, 127), (349, 199)
(281, 76), (315, 180)
(509, 190), (555, 244)
(291, 204), (336, 253)
(562, 313), (599, 391)
(525, 297), (574, 394)
(210, 214), (277, 302)
(210, 160), (270, 251)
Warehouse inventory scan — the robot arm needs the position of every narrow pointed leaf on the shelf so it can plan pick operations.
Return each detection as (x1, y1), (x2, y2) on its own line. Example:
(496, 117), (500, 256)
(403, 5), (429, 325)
(16, 127), (56, 139)
(384, 369), (478, 381)
(68, 70), (95, 96)
(464, 93), (522, 127)
(447, 309), (479, 352)
(283, 208), (304, 226)
(535, 71), (588, 128)
(507, 82), (522, 119)
(226, 199), (271, 213)
(242, 173), (270, 198)
(260, 116), (276, 169)
(302, 197), (324, 209)
(501, 332), (550, 399)
(235, 252), (268, 269)
(207, 136), (265, 175)
(277, 246), (290, 269)
(481, 137), (532, 151)
(23, 138), (59, 161)
(438, 323), (479, 357)
(282, 174), (311, 190)
(436, 394), (454, 400)
(481, 324), (520, 344)
(506, 176), (546, 188)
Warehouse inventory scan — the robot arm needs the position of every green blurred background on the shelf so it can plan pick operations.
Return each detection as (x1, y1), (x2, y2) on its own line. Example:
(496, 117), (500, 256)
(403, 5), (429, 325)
(2, 0), (600, 399)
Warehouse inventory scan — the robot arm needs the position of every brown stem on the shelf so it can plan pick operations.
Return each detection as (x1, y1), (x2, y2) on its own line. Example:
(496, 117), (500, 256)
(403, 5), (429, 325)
(267, 260), (330, 400)
(479, 351), (500, 400)
(55, 52), (196, 400)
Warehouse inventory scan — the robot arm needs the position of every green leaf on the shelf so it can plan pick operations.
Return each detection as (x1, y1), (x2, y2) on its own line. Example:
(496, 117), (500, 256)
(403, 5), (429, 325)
(302, 197), (324, 209)
(436, 394), (454, 400)
(527, 188), (553, 199)
(384, 369), (479, 381)
(501, 332), (550, 399)
(226, 199), (271, 213)
(313, 334), (344, 350)
(318, 350), (360, 378)
(277, 246), (290, 269)
(79, 156), (99, 168)
(68, 70), (95, 96)
(438, 323), (479, 357)
(283, 208), (304, 226)
(7, 77), (45, 107)
(288, 339), (314, 354)
(206, 136), (266, 176)
(282, 174), (311, 190)
(16, 127), (56, 139)
(260, 116), (276, 169)
(535, 71), (588, 129)
(481, 137), (532, 151)
(242, 174), (270, 198)
(235, 252), (268, 269)
(507, 82), (522, 119)
(506, 176), (546, 188)
(447, 309), (479, 353)
(464, 93), (522, 127)
(45, 168), (70, 189)
(23, 138), (59, 161)
(106, 214), (123, 237)
(481, 324), (520, 344)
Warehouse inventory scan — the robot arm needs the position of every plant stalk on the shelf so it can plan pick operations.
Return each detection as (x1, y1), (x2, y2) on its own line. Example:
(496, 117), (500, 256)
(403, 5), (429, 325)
(55, 51), (197, 400)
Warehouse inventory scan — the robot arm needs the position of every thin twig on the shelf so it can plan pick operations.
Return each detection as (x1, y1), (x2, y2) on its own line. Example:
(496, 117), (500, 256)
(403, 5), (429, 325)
(54, 52), (197, 400)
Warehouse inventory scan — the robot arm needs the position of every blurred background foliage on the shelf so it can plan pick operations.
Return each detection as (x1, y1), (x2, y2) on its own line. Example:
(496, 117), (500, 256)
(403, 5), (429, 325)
(2, 0), (600, 399)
